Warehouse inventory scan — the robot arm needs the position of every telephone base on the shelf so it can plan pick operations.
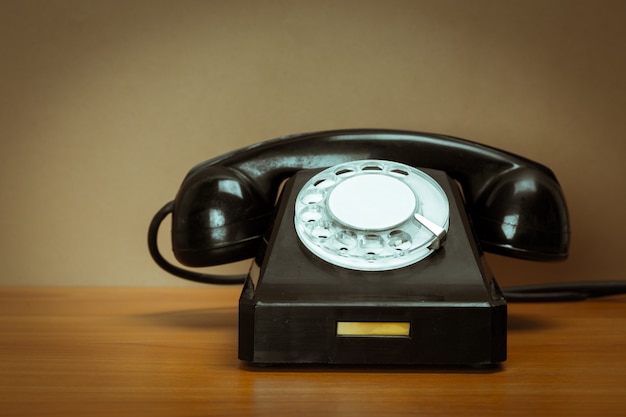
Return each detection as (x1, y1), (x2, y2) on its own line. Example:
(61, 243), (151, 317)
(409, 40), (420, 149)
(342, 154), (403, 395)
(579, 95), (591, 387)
(238, 168), (507, 367)
(239, 290), (506, 366)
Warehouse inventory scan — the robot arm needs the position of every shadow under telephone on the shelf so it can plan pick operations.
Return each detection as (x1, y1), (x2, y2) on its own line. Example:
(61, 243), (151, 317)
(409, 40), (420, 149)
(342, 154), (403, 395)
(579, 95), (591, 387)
(148, 129), (571, 367)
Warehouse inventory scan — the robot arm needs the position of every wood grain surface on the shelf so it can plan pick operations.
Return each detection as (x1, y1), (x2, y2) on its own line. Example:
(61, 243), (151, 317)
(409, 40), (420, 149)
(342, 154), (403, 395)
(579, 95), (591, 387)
(1, 287), (625, 416)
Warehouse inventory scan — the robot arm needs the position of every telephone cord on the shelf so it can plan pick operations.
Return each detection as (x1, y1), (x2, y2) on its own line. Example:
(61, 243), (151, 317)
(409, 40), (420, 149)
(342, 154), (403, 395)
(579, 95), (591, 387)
(149, 202), (626, 299)
(502, 281), (626, 302)
(147, 201), (247, 285)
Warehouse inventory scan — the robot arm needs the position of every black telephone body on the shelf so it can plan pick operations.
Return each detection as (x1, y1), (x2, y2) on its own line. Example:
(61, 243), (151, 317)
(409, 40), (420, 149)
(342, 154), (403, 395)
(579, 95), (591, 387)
(149, 129), (569, 367)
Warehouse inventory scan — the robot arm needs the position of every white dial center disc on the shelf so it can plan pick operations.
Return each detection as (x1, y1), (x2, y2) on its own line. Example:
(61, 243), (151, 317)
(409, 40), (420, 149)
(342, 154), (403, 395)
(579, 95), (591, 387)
(327, 174), (417, 230)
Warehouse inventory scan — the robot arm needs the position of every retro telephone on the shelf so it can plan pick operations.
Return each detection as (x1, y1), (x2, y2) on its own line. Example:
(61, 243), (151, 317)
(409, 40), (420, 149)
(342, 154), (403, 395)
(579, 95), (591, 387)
(148, 129), (570, 367)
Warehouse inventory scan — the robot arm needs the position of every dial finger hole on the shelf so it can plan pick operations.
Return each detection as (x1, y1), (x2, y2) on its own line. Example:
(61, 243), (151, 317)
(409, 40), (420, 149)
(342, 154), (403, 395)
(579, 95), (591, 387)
(361, 163), (384, 171)
(300, 191), (324, 205)
(334, 230), (357, 250)
(390, 168), (409, 176)
(335, 168), (356, 176)
(312, 224), (332, 239)
(313, 177), (336, 189)
(299, 208), (323, 223)
(360, 234), (385, 254)
(388, 230), (412, 251)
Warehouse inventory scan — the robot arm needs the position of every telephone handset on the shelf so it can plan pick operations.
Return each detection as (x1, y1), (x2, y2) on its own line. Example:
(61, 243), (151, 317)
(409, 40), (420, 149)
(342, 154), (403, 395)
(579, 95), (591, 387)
(149, 129), (569, 281)
(148, 129), (570, 366)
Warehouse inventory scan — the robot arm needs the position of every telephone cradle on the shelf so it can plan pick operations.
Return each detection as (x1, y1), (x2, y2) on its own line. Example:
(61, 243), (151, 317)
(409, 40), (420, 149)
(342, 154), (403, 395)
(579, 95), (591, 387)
(148, 129), (569, 367)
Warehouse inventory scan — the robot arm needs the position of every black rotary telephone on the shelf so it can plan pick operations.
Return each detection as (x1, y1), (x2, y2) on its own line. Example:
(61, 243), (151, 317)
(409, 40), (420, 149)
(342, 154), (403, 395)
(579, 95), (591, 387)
(148, 129), (571, 367)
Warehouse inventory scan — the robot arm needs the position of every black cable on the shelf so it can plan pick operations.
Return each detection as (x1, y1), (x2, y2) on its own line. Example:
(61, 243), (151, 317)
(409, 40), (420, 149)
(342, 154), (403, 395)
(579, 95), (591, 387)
(147, 201), (247, 285)
(503, 281), (626, 302)
(149, 202), (626, 299)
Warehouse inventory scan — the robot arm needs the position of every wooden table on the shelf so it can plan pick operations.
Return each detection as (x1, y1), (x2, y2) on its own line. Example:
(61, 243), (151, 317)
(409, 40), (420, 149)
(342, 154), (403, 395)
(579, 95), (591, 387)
(1, 287), (625, 416)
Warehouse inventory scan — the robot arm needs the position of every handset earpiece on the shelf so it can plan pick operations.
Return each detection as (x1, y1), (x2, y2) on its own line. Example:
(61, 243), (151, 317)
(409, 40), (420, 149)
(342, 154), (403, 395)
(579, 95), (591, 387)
(471, 166), (569, 260)
(171, 165), (274, 267)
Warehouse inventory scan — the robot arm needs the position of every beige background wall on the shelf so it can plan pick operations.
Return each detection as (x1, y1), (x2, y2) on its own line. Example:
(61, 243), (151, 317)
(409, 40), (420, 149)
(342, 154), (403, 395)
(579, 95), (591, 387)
(1, 0), (624, 287)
